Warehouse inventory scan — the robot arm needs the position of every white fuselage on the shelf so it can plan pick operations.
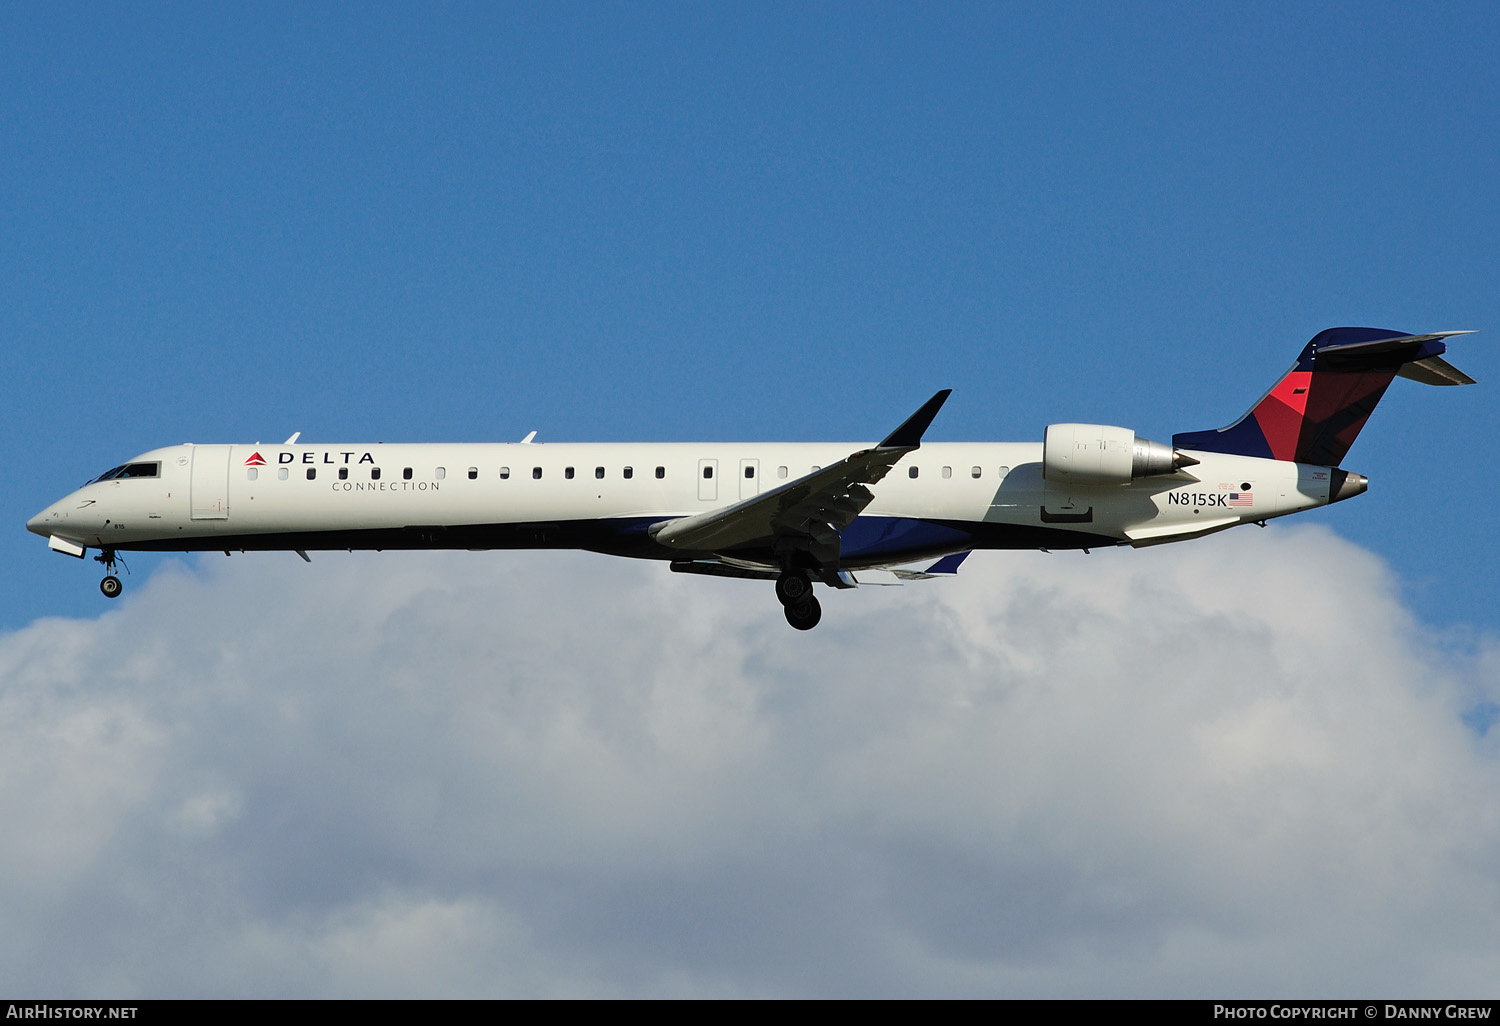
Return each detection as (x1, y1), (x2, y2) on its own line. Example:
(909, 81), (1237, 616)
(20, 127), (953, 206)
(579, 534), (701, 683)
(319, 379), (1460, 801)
(28, 440), (1339, 568)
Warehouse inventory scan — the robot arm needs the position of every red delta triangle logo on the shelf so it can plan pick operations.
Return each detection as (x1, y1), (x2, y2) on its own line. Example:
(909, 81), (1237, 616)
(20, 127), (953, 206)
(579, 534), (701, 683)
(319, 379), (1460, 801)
(244, 452), (267, 467)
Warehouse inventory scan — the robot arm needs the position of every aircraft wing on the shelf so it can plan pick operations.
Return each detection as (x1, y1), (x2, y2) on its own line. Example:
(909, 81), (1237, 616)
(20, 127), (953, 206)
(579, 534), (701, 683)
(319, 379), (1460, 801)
(669, 550), (971, 585)
(650, 390), (951, 555)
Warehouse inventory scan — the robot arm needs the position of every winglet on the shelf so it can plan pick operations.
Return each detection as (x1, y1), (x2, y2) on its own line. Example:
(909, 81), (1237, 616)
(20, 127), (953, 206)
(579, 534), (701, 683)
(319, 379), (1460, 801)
(877, 390), (952, 449)
(924, 550), (970, 575)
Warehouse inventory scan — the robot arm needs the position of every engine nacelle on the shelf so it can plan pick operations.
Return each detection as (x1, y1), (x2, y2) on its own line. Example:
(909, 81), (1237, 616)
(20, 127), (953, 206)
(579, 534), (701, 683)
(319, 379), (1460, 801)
(1043, 423), (1195, 485)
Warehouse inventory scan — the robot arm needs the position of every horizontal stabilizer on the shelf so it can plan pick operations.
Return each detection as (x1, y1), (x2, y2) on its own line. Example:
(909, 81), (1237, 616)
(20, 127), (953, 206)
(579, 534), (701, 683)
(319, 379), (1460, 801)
(1398, 354), (1476, 386)
(1315, 330), (1473, 361)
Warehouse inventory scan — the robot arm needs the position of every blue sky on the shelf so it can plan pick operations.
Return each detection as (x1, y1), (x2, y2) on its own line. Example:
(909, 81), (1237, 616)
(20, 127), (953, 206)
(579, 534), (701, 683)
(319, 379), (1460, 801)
(4, 2), (1496, 632)
(1, 3), (1497, 996)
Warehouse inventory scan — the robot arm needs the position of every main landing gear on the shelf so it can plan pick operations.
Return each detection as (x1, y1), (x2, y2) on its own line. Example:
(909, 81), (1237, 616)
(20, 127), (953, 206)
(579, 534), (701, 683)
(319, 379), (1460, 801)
(94, 548), (124, 599)
(776, 569), (822, 631)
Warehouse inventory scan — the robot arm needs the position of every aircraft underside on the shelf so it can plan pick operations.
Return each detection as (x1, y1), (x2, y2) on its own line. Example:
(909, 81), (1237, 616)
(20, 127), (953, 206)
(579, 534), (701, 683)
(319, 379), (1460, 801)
(122, 515), (1117, 562)
(100, 514), (1117, 630)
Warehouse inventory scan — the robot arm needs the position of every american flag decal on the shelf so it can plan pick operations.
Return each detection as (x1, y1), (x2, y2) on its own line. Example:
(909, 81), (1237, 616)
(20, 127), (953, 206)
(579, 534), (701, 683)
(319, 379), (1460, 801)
(1228, 491), (1254, 507)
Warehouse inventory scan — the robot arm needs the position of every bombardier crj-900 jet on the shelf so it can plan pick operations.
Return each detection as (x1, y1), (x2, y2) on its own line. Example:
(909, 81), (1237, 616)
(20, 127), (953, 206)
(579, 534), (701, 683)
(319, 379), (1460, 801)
(28, 328), (1475, 630)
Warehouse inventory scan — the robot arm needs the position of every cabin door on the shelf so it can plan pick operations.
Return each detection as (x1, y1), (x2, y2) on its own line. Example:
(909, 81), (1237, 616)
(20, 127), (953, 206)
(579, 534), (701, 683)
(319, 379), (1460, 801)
(190, 445), (231, 519)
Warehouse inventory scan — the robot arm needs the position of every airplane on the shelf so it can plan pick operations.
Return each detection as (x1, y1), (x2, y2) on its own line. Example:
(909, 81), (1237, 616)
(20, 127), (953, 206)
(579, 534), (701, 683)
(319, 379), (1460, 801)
(27, 327), (1475, 630)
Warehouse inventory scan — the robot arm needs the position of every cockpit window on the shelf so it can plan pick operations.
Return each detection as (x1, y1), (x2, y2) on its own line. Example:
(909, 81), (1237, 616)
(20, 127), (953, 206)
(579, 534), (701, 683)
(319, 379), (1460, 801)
(89, 462), (160, 484)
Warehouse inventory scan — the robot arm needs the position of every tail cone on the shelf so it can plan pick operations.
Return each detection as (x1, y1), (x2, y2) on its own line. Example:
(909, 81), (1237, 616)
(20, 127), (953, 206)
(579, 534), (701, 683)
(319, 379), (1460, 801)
(1329, 469), (1367, 504)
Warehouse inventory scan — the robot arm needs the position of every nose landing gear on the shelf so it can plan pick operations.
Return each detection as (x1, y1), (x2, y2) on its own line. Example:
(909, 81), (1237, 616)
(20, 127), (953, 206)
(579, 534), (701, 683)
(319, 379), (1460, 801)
(94, 549), (125, 599)
(776, 569), (822, 631)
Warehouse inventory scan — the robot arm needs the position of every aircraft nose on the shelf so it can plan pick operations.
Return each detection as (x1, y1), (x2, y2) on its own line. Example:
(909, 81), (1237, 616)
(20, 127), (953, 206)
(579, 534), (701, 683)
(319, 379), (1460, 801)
(27, 500), (68, 537)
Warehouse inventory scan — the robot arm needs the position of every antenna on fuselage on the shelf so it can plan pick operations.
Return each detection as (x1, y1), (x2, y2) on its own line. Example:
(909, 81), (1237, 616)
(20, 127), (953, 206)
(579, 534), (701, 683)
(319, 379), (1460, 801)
(284, 432), (301, 444)
(520, 431), (537, 444)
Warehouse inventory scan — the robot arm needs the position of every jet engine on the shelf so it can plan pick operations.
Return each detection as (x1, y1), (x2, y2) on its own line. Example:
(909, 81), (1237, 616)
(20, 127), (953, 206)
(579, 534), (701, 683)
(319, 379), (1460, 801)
(1043, 423), (1198, 485)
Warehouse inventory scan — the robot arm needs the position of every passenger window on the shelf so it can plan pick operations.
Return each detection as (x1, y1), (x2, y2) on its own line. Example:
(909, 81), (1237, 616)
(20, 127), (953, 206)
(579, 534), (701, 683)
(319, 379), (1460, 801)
(278, 468), (289, 480)
(623, 466), (633, 479)
(812, 466), (821, 472)
(338, 467), (348, 480)
(998, 466), (1010, 479)
(942, 466), (952, 479)
(777, 466), (788, 479)
(655, 467), (665, 479)
(247, 468), (258, 481)
(971, 466), (982, 478)
(909, 467), (919, 479)
(371, 468), (381, 480)
(595, 466), (604, 479)
(403, 467), (413, 480)
(533, 467), (542, 479)
(745, 466), (754, 478)
(435, 467), (446, 480)
(307, 468), (316, 480)
(703, 466), (713, 479)
(500, 467), (510, 480)
(467, 467), (478, 480)
(565, 467), (575, 480)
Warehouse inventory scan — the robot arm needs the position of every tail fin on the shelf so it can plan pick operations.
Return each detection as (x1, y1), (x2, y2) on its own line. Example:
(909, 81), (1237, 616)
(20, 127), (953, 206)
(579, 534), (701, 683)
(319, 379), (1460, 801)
(1172, 328), (1475, 466)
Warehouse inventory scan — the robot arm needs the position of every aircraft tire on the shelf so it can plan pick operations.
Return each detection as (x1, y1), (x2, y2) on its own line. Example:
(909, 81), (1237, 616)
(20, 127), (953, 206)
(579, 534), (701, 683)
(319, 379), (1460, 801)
(100, 575), (122, 599)
(775, 571), (811, 607)
(784, 597), (821, 631)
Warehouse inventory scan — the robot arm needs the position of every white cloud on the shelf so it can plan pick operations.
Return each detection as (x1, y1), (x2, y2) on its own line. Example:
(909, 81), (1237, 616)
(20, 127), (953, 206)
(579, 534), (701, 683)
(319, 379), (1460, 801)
(0, 526), (1496, 996)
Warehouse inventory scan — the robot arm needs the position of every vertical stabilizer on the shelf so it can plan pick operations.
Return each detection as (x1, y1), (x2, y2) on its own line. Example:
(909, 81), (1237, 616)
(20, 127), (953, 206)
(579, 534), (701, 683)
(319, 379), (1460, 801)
(1173, 328), (1474, 466)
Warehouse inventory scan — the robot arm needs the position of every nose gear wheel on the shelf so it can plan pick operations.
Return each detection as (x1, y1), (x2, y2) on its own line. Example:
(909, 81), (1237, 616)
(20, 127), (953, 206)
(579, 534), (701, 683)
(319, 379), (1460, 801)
(93, 548), (127, 598)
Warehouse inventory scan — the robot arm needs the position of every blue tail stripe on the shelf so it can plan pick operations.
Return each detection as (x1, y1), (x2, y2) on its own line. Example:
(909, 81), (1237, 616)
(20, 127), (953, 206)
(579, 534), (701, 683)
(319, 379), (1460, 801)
(1173, 417), (1275, 459)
